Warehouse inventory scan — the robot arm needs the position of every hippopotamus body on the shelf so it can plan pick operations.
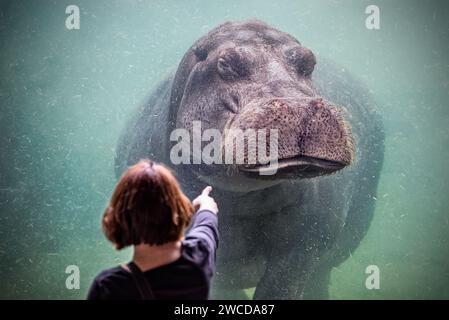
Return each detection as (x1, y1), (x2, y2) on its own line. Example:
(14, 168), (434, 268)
(115, 20), (384, 299)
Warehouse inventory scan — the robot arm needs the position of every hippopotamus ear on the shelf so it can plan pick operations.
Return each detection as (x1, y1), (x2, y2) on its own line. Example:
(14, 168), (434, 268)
(298, 47), (316, 77)
(193, 46), (208, 61)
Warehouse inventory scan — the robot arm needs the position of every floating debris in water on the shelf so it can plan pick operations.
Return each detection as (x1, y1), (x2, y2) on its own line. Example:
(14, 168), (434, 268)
(332, 266), (343, 273)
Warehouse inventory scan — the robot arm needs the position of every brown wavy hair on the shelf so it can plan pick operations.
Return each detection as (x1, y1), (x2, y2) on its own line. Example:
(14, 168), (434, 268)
(102, 159), (194, 249)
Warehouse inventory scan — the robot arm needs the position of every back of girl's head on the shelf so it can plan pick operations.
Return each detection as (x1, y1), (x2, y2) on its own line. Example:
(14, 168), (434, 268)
(102, 159), (194, 249)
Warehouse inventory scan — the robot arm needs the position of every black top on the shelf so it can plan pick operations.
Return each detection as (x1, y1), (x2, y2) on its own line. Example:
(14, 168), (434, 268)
(87, 210), (219, 300)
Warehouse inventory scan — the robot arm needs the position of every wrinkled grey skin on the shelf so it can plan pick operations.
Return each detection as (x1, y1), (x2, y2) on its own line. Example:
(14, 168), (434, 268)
(115, 20), (384, 299)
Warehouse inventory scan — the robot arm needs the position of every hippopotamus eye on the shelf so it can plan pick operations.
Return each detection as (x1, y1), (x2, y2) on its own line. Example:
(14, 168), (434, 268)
(217, 48), (251, 81)
(217, 57), (240, 80)
(285, 47), (316, 77)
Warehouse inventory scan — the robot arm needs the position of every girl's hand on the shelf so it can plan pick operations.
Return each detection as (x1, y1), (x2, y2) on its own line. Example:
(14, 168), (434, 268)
(192, 186), (218, 214)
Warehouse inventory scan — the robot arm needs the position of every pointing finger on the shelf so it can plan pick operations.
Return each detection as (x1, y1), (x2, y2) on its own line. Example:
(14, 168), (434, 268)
(202, 186), (212, 196)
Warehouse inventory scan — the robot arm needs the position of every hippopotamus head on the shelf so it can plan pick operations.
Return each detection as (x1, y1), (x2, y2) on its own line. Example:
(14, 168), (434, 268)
(168, 20), (354, 191)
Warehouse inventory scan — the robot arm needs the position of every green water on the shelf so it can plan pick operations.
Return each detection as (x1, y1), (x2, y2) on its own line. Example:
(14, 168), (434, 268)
(1, 0), (448, 299)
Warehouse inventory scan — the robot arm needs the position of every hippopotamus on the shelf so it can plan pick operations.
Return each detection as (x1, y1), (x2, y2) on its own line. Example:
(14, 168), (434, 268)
(115, 20), (384, 299)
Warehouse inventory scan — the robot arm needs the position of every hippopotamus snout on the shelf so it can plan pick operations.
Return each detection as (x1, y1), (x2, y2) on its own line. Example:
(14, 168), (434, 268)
(227, 96), (354, 178)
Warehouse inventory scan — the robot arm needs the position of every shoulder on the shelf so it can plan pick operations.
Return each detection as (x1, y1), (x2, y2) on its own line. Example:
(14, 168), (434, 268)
(90, 266), (130, 290)
(94, 266), (129, 284)
(88, 266), (135, 300)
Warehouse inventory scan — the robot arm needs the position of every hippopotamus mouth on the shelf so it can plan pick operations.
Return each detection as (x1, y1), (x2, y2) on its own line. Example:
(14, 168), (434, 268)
(239, 155), (346, 179)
